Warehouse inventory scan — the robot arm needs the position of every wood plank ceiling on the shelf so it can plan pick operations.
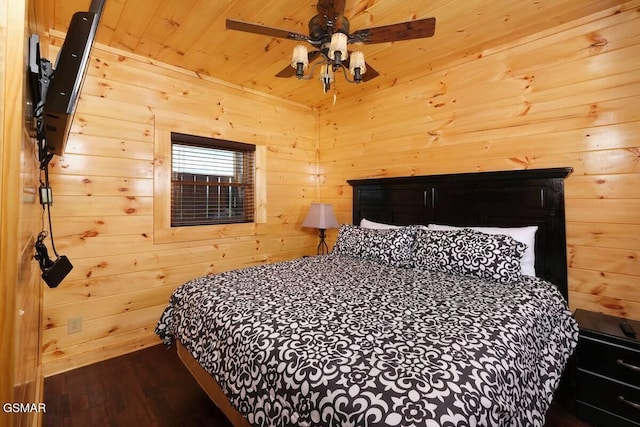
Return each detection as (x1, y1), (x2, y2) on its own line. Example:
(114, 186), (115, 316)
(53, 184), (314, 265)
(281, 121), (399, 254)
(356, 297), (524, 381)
(36, 0), (628, 110)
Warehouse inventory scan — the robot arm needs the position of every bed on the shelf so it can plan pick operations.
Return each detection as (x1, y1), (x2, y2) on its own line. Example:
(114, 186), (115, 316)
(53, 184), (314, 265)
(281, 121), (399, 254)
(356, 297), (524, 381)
(155, 167), (579, 427)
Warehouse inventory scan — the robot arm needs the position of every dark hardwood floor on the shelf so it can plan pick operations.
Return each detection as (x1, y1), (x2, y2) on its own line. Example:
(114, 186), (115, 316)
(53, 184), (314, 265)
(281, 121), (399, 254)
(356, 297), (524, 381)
(43, 345), (232, 427)
(43, 344), (592, 427)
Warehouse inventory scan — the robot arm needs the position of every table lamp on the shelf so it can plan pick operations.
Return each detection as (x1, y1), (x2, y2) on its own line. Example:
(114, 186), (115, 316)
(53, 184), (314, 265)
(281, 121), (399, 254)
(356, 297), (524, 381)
(302, 203), (339, 255)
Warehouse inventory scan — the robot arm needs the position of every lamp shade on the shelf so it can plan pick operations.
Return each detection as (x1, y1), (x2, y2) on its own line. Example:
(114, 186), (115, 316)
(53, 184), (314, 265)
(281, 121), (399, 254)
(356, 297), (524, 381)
(302, 203), (339, 230)
(290, 45), (309, 69)
(319, 63), (335, 93)
(328, 32), (348, 61)
(319, 63), (334, 82)
(349, 51), (367, 75)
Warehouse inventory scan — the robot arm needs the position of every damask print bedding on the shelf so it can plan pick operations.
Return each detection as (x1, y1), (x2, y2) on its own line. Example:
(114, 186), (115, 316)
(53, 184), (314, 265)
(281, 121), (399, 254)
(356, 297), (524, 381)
(155, 254), (578, 427)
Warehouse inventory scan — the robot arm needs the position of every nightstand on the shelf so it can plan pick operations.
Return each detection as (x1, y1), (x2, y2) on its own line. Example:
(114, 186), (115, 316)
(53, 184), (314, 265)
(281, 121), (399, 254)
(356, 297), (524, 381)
(574, 309), (640, 426)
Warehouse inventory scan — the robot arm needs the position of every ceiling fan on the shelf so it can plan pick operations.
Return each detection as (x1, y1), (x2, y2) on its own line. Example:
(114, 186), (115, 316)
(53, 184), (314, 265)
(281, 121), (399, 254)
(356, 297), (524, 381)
(226, 0), (436, 93)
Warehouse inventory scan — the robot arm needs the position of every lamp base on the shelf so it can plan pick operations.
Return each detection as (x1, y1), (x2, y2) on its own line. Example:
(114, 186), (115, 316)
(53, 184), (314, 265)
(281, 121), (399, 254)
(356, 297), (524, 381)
(317, 228), (329, 255)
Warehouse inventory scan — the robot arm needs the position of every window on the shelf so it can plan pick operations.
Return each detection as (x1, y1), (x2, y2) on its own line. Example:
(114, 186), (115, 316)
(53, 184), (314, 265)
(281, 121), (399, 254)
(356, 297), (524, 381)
(170, 132), (255, 227)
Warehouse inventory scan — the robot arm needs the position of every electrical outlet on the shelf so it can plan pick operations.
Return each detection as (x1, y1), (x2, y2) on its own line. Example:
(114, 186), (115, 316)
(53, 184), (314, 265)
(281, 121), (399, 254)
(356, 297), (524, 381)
(68, 316), (82, 334)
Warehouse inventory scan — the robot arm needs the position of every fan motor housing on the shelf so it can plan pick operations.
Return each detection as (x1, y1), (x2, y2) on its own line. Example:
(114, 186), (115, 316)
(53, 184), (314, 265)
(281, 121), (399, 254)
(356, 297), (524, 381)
(308, 15), (350, 42)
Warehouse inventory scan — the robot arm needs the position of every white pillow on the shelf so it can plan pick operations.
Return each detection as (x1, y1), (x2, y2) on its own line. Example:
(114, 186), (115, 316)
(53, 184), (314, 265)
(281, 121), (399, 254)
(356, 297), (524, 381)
(427, 224), (538, 277)
(360, 218), (402, 229)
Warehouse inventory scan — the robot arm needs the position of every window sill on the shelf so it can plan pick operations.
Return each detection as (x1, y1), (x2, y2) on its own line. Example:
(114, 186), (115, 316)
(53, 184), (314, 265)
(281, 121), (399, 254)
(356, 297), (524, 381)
(154, 222), (259, 244)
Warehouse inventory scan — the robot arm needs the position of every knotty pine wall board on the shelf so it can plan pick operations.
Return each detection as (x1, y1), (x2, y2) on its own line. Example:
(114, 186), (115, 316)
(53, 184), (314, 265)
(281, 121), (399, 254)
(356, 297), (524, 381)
(567, 221), (640, 250)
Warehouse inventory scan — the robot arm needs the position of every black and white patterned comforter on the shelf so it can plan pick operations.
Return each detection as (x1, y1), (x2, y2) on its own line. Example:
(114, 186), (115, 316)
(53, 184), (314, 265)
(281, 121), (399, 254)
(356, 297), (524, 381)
(155, 254), (578, 427)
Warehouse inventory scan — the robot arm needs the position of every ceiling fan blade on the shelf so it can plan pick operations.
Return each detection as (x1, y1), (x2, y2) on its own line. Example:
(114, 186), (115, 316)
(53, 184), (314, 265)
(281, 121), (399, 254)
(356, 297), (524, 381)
(334, 0), (347, 15)
(317, 0), (347, 31)
(275, 51), (321, 78)
(275, 66), (297, 78)
(361, 61), (379, 82)
(350, 17), (436, 44)
(226, 19), (309, 41)
(316, 0), (343, 19)
(332, 0), (347, 33)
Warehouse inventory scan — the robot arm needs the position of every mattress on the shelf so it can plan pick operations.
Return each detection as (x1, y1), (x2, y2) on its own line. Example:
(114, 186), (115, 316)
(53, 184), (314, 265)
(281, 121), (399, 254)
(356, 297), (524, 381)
(156, 253), (578, 426)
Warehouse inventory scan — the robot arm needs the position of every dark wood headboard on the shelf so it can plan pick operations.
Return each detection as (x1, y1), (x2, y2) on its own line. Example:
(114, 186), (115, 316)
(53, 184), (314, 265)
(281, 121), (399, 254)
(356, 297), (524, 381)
(348, 168), (573, 300)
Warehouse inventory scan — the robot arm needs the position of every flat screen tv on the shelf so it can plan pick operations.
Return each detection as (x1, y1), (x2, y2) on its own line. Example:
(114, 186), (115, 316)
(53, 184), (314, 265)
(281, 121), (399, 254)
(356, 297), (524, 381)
(42, 0), (105, 156)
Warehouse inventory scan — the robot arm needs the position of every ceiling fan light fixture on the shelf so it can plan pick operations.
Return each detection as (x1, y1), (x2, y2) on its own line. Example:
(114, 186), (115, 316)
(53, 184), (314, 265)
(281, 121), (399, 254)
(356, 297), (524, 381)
(328, 32), (348, 66)
(228, 7), (436, 97)
(349, 51), (367, 83)
(291, 45), (309, 78)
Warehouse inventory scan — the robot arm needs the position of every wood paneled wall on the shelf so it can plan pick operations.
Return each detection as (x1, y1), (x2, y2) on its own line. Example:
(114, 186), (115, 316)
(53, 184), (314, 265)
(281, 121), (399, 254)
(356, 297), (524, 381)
(41, 43), (319, 376)
(318, 2), (640, 320)
(1, 0), (44, 425)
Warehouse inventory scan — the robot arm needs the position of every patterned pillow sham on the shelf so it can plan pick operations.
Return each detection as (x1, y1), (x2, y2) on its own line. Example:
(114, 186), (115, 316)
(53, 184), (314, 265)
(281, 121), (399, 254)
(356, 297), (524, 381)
(333, 224), (417, 268)
(428, 223), (538, 276)
(412, 228), (527, 284)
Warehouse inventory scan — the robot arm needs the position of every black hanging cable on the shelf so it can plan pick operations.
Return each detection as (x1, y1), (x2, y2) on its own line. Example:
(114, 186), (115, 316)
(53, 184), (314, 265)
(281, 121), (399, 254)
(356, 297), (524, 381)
(34, 132), (73, 288)
(42, 160), (60, 257)
(33, 111), (60, 263)
(34, 127), (58, 265)
(31, 43), (72, 288)
(34, 231), (54, 270)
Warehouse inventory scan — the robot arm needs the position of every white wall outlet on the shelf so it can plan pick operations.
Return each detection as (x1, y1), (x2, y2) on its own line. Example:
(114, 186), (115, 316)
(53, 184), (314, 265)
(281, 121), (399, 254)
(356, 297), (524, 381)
(68, 316), (82, 334)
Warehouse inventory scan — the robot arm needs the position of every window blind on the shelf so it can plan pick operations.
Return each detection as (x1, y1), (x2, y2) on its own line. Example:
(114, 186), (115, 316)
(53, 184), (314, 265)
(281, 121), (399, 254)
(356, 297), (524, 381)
(170, 133), (255, 227)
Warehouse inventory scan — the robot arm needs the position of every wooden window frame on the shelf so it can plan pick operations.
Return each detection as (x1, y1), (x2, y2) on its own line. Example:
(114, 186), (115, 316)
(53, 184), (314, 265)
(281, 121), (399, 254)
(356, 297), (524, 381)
(154, 123), (266, 244)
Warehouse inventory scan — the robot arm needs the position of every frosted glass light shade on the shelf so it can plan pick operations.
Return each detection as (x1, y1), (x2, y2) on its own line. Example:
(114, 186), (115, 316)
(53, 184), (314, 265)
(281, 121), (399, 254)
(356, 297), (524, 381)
(349, 51), (367, 75)
(319, 64), (334, 81)
(328, 32), (348, 61)
(290, 45), (309, 69)
(319, 63), (335, 92)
